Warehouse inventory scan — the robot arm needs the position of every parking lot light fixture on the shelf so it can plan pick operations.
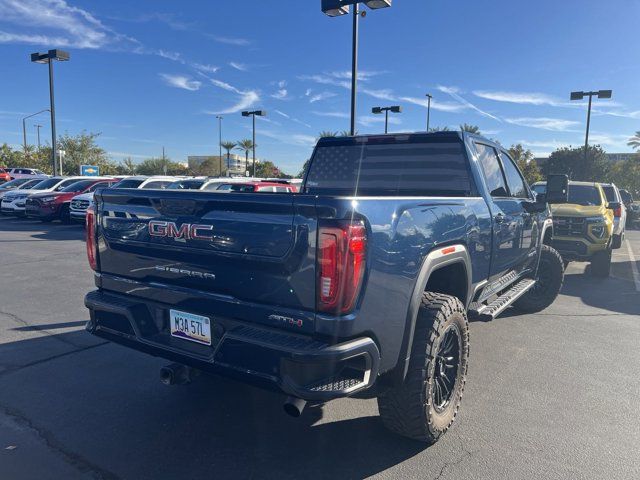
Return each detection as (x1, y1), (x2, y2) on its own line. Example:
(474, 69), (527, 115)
(241, 110), (266, 176)
(30, 49), (70, 176)
(570, 89), (613, 162)
(425, 93), (433, 131)
(321, 0), (392, 136)
(22, 109), (49, 157)
(371, 105), (401, 134)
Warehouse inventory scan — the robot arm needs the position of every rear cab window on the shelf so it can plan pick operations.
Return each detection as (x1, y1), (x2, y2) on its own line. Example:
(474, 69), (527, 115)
(601, 185), (618, 203)
(304, 134), (476, 196)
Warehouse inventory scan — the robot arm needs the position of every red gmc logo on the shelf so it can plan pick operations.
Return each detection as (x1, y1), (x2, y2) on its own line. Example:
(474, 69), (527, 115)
(148, 221), (214, 241)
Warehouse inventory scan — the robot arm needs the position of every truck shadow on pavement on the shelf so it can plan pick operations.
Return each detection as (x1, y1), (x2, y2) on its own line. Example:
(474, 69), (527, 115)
(0, 217), (85, 242)
(0, 330), (428, 479)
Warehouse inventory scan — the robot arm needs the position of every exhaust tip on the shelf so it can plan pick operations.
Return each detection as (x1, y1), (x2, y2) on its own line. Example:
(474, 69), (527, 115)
(283, 396), (307, 418)
(159, 366), (174, 386)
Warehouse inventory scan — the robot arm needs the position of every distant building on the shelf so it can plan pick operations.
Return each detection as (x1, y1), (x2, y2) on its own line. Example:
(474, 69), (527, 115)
(188, 154), (257, 175)
(535, 153), (637, 169)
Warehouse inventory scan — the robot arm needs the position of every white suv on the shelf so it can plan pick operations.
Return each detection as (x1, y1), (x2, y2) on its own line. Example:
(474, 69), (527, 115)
(600, 183), (627, 249)
(7, 168), (48, 180)
(1, 176), (84, 216)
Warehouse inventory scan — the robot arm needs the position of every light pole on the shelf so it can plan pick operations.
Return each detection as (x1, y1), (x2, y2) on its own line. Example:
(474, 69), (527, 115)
(216, 115), (223, 176)
(321, 1), (393, 135)
(570, 89), (612, 163)
(425, 93), (432, 131)
(372, 105), (401, 133)
(30, 49), (70, 176)
(58, 149), (65, 175)
(241, 110), (266, 177)
(34, 124), (42, 150)
(22, 109), (49, 157)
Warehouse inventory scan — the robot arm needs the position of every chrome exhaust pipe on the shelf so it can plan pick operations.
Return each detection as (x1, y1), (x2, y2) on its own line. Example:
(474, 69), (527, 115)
(283, 396), (307, 417)
(160, 363), (193, 386)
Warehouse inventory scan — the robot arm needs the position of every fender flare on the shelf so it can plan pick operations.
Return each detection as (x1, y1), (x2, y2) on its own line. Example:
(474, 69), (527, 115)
(541, 218), (553, 245)
(395, 244), (472, 382)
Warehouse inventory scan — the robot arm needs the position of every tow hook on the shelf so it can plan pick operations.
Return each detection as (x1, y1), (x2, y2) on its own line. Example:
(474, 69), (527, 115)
(283, 396), (307, 417)
(160, 363), (195, 386)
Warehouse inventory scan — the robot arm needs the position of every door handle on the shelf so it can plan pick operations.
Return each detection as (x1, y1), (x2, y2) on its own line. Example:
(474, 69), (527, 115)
(494, 213), (505, 224)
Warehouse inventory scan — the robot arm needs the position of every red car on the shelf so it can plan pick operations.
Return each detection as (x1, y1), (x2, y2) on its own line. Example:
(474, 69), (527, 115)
(216, 181), (298, 193)
(0, 167), (11, 183)
(25, 177), (117, 223)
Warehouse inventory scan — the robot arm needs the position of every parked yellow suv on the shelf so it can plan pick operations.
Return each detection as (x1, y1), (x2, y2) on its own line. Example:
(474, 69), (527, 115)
(531, 181), (614, 277)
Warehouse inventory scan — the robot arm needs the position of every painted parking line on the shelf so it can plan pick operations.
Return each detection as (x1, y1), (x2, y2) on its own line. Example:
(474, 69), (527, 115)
(626, 239), (640, 293)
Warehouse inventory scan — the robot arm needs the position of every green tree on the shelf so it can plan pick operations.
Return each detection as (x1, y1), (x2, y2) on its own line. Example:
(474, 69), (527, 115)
(297, 159), (311, 179)
(235, 139), (254, 175)
(56, 131), (118, 175)
(544, 145), (610, 182)
(628, 131), (640, 151)
(508, 144), (542, 184)
(460, 124), (481, 134)
(136, 157), (187, 176)
(120, 157), (137, 175)
(428, 126), (451, 132)
(254, 160), (281, 178)
(608, 156), (640, 196)
(191, 157), (226, 177)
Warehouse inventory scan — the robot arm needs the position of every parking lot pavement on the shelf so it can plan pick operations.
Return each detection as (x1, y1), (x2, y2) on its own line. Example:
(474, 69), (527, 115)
(1, 217), (639, 480)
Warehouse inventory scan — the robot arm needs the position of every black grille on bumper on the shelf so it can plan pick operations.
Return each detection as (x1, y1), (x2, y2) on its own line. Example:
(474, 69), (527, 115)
(553, 216), (585, 237)
(553, 239), (588, 255)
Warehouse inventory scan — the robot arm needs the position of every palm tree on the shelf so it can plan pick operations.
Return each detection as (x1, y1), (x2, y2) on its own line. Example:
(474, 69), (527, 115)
(628, 131), (640, 151)
(460, 123), (481, 134)
(428, 126), (451, 132)
(318, 131), (337, 140)
(220, 141), (236, 175)
(235, 139), (254, 176)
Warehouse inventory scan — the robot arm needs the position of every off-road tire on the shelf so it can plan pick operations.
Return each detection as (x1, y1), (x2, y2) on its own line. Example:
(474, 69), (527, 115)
(59, 204), (71, 224)
(612, 234), (622, 250)
(377, 292), (469, 444)
(513, 245), (564, 313)
(590, 248), (612, 277)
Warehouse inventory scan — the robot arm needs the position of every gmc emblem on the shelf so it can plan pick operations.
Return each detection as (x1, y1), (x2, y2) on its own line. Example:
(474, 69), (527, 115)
(148, 221), (214, 241)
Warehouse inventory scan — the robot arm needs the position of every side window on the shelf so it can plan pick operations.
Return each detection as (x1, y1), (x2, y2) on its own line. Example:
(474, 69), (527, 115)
(275, 186), (288, 193)
(87, 182), (107, 192)
(476, 143), (508, 197)
(499, 152), (529, 198)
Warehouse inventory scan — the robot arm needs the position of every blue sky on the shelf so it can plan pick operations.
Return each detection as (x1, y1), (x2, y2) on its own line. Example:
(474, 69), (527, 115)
(0, 0), (639, 174)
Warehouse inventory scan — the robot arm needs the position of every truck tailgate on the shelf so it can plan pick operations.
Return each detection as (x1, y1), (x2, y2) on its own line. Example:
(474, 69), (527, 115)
(95, 189), (317, 310)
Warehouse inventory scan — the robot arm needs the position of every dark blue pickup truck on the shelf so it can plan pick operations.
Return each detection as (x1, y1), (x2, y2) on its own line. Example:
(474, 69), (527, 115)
(84, 131), (568, 443)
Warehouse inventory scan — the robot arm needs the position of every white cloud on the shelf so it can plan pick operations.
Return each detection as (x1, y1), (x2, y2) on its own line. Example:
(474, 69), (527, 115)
(309, 91), (337, 103)
(0, 0), (139, 50)
(274, 110), (290, 119)
(272, 89), (288, 100)
(505, 117), (580, 131)
(473, 90), (566, 107)
(437, 85), (501, 122)
(259, 129), (317, 147)
(192, 63), (219, 74)
(207, 78), (260, 114)
(399, 96), (466, 113)
(159, 73), (201, 91)
(593, 108), (640, 120)
(157, 50), (182, 62)
(312, 111), (350, 119)
(211, 35), (250, 46)
(361, 88), (396, 101)
(229, 61), (248, 71)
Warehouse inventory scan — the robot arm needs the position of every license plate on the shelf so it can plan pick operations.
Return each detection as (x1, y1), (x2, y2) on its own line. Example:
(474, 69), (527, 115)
(170, 309), (211, 345)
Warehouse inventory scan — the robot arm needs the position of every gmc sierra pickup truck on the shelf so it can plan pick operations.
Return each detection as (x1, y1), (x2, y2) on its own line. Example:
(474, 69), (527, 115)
(84, 131), (568, 443)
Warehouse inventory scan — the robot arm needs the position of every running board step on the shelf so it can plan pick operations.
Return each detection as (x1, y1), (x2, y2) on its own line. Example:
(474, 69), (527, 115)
(469, 279), (536, 321)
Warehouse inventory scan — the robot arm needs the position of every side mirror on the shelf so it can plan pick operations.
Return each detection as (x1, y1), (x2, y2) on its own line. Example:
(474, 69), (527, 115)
(545, 174), (569, 204)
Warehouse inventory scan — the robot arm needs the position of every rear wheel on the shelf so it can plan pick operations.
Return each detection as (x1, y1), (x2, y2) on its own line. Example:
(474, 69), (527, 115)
(590, 248), (612, 277)
(59, 204), (71, 224)
(612, 234), (622, 249)
(513, 245), (564, 313)
(377, 292), (469, 444)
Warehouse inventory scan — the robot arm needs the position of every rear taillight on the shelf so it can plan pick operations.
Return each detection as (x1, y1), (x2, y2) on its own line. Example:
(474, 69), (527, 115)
(317, 222), (367, 314)
(614, 206), (622, 217)
(86, 207), (98, 271)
